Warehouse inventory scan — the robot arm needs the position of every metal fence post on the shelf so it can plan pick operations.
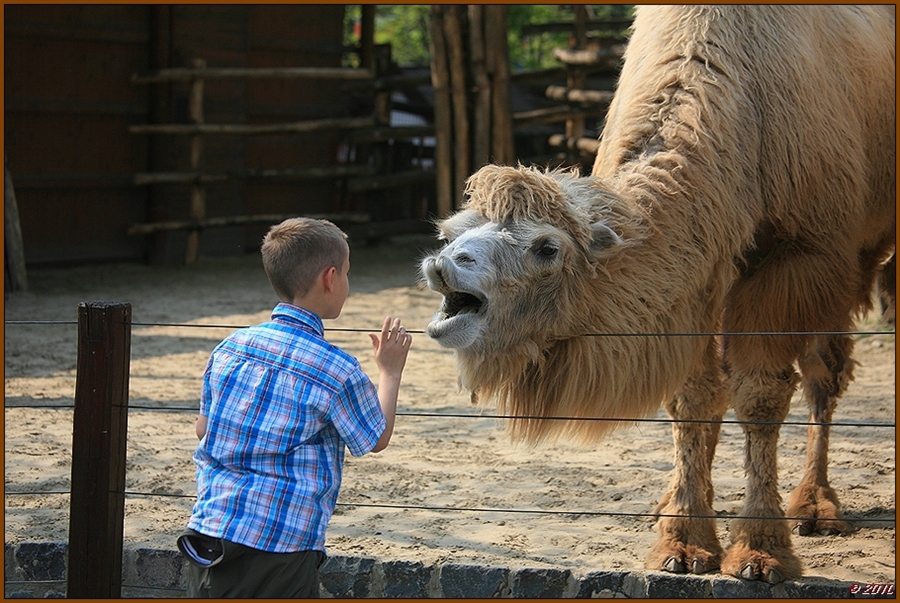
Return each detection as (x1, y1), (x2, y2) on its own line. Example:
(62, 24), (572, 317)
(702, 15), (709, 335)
(67, 301), (132, 598)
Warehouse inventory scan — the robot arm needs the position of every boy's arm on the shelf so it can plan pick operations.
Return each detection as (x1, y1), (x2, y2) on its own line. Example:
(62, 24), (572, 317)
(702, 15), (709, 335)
(196, 415), (208, 440)
(368, 316), (412, 453)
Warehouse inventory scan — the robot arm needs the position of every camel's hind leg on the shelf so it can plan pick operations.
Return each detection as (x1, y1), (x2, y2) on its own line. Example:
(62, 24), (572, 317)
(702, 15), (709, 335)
(788, 334), (855, 536)
(721, 365), (804, 583)
(648, 337), (728, 575)
(877, 255), (895, 325)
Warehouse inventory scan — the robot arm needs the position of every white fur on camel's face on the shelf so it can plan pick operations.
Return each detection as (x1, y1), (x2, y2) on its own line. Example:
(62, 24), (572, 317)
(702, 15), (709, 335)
(421, 208), (588, 352)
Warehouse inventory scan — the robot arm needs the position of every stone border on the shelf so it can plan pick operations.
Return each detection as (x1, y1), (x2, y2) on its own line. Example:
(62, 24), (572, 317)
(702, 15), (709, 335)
(4, 542), (883, 598)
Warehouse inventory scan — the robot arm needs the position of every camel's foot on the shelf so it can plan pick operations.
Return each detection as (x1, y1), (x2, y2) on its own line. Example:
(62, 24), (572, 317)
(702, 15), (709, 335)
(646, 514), (723, 575)
(787, 482), (849, 536)
(721, 518), (802, 583)
(721, 541), (802, 584)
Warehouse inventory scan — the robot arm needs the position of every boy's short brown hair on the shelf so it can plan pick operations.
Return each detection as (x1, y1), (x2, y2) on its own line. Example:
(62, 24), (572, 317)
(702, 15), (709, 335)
(261, 218), (348, 300)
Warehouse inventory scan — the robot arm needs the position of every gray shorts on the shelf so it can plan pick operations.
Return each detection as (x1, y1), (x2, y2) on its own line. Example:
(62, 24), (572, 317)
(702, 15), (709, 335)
(179, 529), (324, 598)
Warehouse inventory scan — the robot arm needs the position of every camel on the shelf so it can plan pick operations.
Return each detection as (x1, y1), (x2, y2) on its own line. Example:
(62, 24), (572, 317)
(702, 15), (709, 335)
(421, 5), (895, 584)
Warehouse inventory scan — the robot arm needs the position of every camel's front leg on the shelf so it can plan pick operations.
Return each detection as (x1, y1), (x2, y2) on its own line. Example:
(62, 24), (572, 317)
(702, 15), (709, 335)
(722, 367), (803, 583)
(648, 339), (727, 575)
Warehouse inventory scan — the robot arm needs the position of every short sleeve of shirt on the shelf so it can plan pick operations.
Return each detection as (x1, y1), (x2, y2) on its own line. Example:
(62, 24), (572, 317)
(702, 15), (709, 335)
(331, 363), (386, 457)
(199, 360), (212, 417)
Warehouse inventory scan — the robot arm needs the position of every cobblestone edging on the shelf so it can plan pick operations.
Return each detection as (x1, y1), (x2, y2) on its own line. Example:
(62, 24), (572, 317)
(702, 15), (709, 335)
(4, 542), (881, 598)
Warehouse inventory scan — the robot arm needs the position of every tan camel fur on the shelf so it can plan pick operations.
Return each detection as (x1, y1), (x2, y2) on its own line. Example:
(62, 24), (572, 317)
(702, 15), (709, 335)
(421, 5), (895, 584)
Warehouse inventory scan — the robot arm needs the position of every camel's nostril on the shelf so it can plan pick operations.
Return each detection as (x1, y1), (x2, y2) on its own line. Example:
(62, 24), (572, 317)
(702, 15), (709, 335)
(453, 251), (475, 267)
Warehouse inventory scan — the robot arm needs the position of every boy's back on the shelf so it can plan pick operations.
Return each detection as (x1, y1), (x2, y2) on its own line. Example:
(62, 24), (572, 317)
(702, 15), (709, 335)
(180, 218), (412, 597)
(192, 303), (386, 553)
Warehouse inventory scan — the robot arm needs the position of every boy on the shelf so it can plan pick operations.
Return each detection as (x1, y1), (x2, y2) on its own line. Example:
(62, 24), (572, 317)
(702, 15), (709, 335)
(178, 217), (412, 598)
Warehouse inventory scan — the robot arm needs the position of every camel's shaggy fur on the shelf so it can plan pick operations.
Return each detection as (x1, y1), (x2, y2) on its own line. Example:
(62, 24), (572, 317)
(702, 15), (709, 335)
(422, 6), (895, 583)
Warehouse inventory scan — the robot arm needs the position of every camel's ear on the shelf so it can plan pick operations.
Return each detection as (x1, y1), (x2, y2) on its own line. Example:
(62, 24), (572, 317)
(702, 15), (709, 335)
(589, 220), (623, 256)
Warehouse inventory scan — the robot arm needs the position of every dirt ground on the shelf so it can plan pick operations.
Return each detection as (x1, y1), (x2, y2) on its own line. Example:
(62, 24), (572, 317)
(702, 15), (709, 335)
(4, 234), (895, 585)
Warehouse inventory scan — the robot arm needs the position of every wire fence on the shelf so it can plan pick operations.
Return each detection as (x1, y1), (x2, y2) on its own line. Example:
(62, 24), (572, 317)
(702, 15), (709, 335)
(4, 313), (897, 597)
(5, 317), (896, 522)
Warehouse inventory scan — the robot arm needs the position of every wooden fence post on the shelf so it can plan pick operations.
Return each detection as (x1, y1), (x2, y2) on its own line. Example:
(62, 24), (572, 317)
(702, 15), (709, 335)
(185, 58), (206, 264)
(428, 6), (454, 217)
(67, 302), (132, 598)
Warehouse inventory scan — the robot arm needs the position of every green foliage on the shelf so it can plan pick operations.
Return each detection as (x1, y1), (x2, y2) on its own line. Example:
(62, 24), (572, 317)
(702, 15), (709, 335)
(343, 5), (634, 70)
(343, 5), (432, 68)
(508, 5), (634, 70)
(375, 5), (432, 67)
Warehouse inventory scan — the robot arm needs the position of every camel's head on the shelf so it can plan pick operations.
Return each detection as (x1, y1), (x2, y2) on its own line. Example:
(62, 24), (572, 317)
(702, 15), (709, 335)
(421, 165), (624, 355)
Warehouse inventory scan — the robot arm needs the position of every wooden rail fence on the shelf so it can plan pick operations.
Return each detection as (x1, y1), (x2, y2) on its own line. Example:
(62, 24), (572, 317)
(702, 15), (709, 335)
(129, 61), (388, 263)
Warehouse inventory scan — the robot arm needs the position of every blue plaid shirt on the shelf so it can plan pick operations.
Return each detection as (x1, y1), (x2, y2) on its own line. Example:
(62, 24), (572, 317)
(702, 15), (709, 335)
(188, 303), (386, 553)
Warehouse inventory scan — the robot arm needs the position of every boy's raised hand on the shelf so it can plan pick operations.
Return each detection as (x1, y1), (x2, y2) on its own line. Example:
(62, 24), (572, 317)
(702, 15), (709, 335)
(369, 316), (412, 377)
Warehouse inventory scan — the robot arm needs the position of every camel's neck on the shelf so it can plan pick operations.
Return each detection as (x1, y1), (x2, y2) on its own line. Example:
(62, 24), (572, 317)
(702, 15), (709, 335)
(457, 166), (748, 444)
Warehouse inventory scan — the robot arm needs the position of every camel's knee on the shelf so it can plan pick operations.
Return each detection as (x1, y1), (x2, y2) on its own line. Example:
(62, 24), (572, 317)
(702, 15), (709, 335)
(729, 367), (799, 424)
(664, 340), (727, 421)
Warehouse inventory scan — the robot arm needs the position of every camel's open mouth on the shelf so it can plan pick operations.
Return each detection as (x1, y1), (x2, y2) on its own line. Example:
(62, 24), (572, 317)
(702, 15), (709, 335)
(426, 289), (487, 348)
(442, 291), (484, 318)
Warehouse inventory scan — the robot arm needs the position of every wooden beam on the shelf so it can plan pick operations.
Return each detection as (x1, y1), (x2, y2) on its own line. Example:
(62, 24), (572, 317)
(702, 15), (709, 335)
(359, 5), (376, 70)
(128, 213), (370, 235)
(134, 165), (376, 186)
(553, 45), (626, 68)
(132, 66), (373, 84)
(128, 116), (375, 136)
(468, 5), (492, 168)
(486, 6), (514, 165)
(545, 86), (615, 106)
(513, 105), (607, 129)
(185, 58), (206, 264)
(547, 133), (600, 155)
(444, 5), (470, 202)
(566, 6), (589, 139)
(429, 6), (454, 217)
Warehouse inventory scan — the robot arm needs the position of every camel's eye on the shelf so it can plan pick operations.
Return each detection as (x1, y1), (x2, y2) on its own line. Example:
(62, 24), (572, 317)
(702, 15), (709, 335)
(533, 241), (559, 259)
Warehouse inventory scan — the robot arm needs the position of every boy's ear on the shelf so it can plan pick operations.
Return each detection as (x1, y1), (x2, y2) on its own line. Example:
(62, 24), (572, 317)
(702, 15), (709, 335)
(321, 266), (337, 293)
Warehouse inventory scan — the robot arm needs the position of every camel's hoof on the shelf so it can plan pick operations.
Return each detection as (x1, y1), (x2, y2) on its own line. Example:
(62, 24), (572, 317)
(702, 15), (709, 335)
(690, 558), (708, 574)
(818, 527), (839, 536)
(738, 563), (784, 584)
(739, 564), (757, 581)
(663, 557), (686, 573)
(792, 523), (813, 536)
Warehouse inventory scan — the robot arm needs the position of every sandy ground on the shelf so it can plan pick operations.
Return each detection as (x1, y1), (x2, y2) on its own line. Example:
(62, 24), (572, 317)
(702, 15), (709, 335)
(4, 234), (895, 585)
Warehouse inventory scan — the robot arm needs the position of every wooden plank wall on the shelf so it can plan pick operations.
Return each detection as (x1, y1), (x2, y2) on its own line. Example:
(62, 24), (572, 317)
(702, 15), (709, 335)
(4, 5), (349, 265)
(5, 5), (150, 264)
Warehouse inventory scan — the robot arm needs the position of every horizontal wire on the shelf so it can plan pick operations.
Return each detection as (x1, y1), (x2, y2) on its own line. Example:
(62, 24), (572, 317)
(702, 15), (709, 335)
(9, 488), (889, 525)
(6, 319), (895, 339)
(5, 490), (70, 496)
(4, 320), (77, 325)
(397, 411), (896, 429)
(6, 402), (896, 429)
(334, 500), (895, 524)
(5, 404), (75, 410)
(5, 403), (894, 429)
